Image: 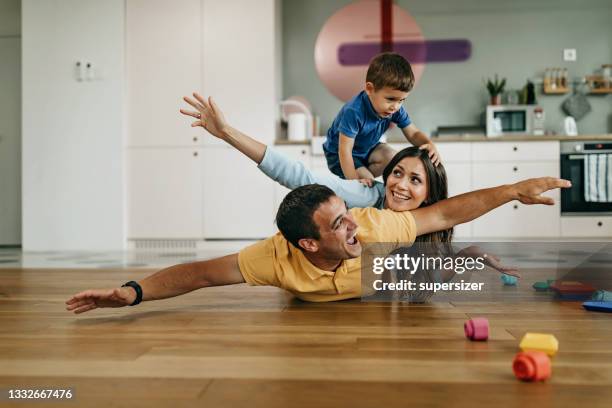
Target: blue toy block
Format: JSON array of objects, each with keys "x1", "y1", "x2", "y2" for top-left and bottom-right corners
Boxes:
[
  {"x1": 501, "y1": 274, "x2": 518, "y2": 286},
  {"x1": 582, "y1": 301, "x2": 612, "y2": 313}
]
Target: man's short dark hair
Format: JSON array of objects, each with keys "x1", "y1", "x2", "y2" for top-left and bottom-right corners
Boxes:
[
  {"x1": 366, "y1": 52, "x2": 414, "y2": 92},
  {"x1": 275, "y1": 184, "x2": 336, "y2": 248}
]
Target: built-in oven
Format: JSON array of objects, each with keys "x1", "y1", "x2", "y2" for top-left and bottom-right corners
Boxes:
[{"x1": 561, "y1": 141, "x2": 612, "y2": 215}]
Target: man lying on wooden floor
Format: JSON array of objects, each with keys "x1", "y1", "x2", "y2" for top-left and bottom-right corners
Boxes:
[{"x1": 66, "y1": 179, "x2": 569, "y2": 313}]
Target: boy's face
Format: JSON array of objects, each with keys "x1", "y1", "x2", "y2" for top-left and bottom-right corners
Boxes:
[{"x1": 365, "y1": 83, "x2": 409, "y2": 118}]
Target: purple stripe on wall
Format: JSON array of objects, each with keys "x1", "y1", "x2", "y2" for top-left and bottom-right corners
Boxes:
[{"x1": 338, "y1": 39, "x2": 472, "y2": 65}]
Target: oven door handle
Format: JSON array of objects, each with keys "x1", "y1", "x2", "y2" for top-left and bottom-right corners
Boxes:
[{"x1": 567, "y1": 155, "x2": 586, "y2": 160}]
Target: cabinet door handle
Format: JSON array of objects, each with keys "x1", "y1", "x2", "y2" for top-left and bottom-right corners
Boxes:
[
  {"x1": 193, "y1": 137, "x2": 198, "y2": 142},
  {"x1": 513, "y1": 146, "x2": 518, "y2": 152},
  {"x1": 513, "y1": 204, "x2": 518, "y2": 210},
  {"x1": 193, "y1": 151, "x2": 198, "y2": 157},
  {"x1": 513, "y1": 166, "x2": 518, "y2": 172},
  {"x1": 598, "y1": 221, "x2": 603, "y2": 227},
  {"x1": 301, "y1": 149, "x2": 307, "y2": 155}
]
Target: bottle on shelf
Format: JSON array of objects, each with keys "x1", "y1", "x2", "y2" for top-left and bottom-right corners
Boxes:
[{"x1": 550, "y1": 69, "x2": 557, "y2": 90}]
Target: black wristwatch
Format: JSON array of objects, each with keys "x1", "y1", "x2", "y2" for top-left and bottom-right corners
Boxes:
[{"x1": 121, "y1": 281, "x2": 143, "y2": 306}]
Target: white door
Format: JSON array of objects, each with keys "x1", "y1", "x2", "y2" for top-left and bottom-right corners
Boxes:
[
  {"x1": 0, "y1": 38, "x2": 20, "y2": 245},
  {"x1": 126, "y1": 0, "x2": 202, "y2": 147},
  {"x1": 128, "y1": 148, "x2": 204, "y2": 238},
  {"x1": 203, "y1": 146, "x2": 275, "y2": 238}
]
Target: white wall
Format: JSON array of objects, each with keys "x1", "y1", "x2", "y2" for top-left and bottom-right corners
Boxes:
[{"x1": 22, "y1": 0, "x2": 126, "y2": 250}]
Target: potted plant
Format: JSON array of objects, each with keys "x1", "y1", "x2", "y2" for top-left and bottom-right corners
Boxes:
[{"x1": 486, "y1": 74, "x2": 506, "y2": 105}]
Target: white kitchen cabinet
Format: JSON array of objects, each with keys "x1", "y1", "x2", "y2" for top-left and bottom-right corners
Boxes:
[
  {"x1": 471, "y1": 161, "x2": 560, "y2": 238},
  {"x1": 202, "y1": 0, "x2": 278, "y2": 147},
  {"x1": 435, "y1": 142, "x2": 472, "y2": 162},
  {"x1": 423, "y1": 142, "x2": 473, "y2": 238},
  {"x1": 443, "y1": 162, "x2": 472, "y2": 238},
  {"x1": 203, "y1": 146, "x2": 275, "y2": 238},
  {"x1": 472, "y1": 141, "x2": 559, "y2": 162},
  {"x1": 126, "y1": 0, "x2": 202, "y2": 147},
  {"x1": 128, "y1": 147, "x2": 204, "y2": 238},
  {"x1": 561, "y1": 217, "x2": 612, "y2": 237},
  {"x1": 126, "y1": 0, "x2": 280, "y2": 240}
]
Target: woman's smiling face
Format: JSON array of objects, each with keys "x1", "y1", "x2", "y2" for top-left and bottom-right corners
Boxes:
[{"x1": 384, "y1": 156, "x2": 429, "y2": 211}]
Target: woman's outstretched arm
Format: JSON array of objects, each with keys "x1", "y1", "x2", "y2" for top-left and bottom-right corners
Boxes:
[{"x1": 180, "y1": 92, "x2": 383, "y2": 208}]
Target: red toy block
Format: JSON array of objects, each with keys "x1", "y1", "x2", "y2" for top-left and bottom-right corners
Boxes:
[
  {"x1": 464, "y1": 317, "x2": 489, "y2": 341},
  {"x1": 513, "y1": 351, "x2": 551, "y2": 382},
  {"x1": 549, "y1": 280, "x2": 596, "y2": 300}
]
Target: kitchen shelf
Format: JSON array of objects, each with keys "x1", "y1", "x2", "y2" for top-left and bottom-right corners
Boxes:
[
  {"x1": 588, "y1": 88, "x2": 612, "y2": 94},
  {"x1": 585, "y1": 75, "x2": 612, "y2": 94},
  {"x1": 543, "y1": 85, "x2": 569, "y2": 94},
  {"x1": 542, "y1": 74, "x2": 569, "y2": 94}
]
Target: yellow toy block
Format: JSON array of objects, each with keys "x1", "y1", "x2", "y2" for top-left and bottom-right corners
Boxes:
[{"x1": 519, "y1": 333, "x2": 559, "y2": 357}]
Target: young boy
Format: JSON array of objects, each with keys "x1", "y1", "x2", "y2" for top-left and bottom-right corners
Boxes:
[{"x1": 323, "y1": 52, "x2": 439, "y2": 185}]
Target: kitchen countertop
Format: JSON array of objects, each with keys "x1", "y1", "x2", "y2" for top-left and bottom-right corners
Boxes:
[
  {"x1": 430, "y1": 134, "x2": 612, "y2": 142},
  {"x1": 275, "y1": 134, "x2": 612, "y2": 145}
]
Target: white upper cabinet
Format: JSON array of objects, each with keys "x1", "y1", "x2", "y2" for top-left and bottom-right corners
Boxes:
[
  {"x1": 127, "y1": 0, "x2": 202, "y2": 147},
  {"x1": 201, "y1": 0, "x2": 278, "y2": 146}
]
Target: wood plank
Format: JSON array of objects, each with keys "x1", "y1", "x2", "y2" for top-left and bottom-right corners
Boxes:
[{"x1": 1, "y1": 267, "x2": 612, "y2": 406}]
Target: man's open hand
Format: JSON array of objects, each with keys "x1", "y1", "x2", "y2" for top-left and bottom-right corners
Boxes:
[{"x1": 65, "y1": 287, "x2": 135, "y2": 314}]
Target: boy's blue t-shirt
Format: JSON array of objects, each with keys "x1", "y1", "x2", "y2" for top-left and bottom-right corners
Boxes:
[{"x1": 323, "y1": 91, "x2": 411, "y2": 159}]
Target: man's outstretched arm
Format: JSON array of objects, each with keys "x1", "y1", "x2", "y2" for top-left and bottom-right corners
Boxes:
[
  {"x1": 411, "y1": 177, "x2": 571, "y2": 236},
  {"x1": 65, "y1": 253, "x2": 244, "y2": 314}
]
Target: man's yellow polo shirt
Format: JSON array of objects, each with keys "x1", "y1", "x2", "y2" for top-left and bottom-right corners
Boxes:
[{"x1": 238, "y1": 207, "x2": 417, "y2": 302}]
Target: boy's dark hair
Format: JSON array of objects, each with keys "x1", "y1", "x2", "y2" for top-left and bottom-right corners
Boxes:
[
  {"x1": 275, "y1": 184, "x2": 336, "y2": 249},
  {"x1": 366, "y1": 52, "x2": 415, "y2": 92}
]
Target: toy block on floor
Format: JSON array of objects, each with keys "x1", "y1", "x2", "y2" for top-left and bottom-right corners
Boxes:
[
  {"x1": 513, "y1": 351, "x2": 551, "y2": 382},
  {"x1": 501, "y1": 274, "x2": 518, "y2": 286},
  {"x1": 591, "y1": 290, "x2": 612, "y2": 302},
  {"x1": 549, "y1": 280, "x2": 595, "y2": 300},
  {"x1": 464, "y1": 317, "x2": 489, "y2": 341},
  {"x1": 519, "y1": 333, "x2": 559, "y2": 356},
  {"x1": 533, "y1": 281, "x2": 549, "y2": 292},
  {"x1": 582, "y1": 301, "x2": 612, "y2": 313}
]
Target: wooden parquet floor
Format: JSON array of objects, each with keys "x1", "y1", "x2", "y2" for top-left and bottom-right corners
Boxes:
[{"x1": 1, "y1": 267, "x2": 612, "y2": 407}]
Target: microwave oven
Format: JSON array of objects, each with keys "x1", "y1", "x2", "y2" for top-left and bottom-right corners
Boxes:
[{"x1": 486, "y1": 105, "x2": 545, "y2": 137}]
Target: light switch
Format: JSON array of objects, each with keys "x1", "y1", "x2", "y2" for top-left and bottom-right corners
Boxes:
[{"x1": 563, "y1": 48, "x2": 576, "y2": 62}]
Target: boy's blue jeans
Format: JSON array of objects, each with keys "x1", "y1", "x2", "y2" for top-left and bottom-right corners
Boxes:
[{"x1": 323, "y1": 143, "x2": 381, "y2": 179}]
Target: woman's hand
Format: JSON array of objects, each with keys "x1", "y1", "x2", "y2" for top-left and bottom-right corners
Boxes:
[
  {"x1": 513, "y1": 177, "x2": 571, "y2": 205},
  {"x1": 65, "y1": 287, "x2": 136, "y2": 314},
  {"x1": 180, "y1": 93, "x2": 229, "y2": 139},
  {"x1": 458, "y1": 245, "x2": 520, "y2": 278}
]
